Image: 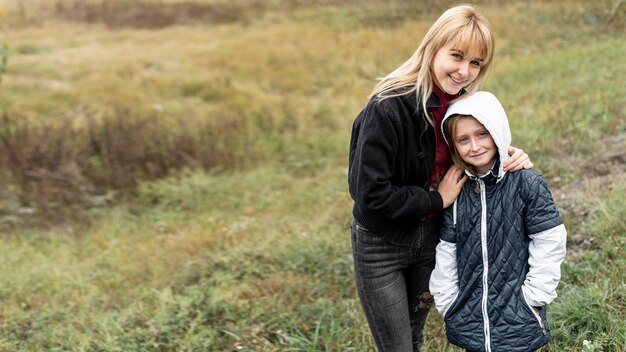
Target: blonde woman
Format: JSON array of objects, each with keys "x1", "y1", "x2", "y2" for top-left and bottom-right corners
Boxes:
[{"x1": 348, "y1": 4, "x2": 532, "y2": 351}]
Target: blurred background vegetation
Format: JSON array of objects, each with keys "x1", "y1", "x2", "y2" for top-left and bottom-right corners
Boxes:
[{"x1": 0, "y1": 0, "x2": 624, "y2": 351}]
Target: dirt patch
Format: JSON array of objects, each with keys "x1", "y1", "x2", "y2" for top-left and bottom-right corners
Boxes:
[
  {"x1": 55, "y1": 0, "x2": 267, "y2": 29},
  {"x1": 550, "y1": 131, "x2": 626, "y2": 256}
]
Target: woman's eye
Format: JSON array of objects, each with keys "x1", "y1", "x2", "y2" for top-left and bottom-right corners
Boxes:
[
  {"x1": 470, "y1": 60, "x2": 482, "y2": 67},
  {"x1": 478, "y1": 131, "x2": 490, "y2": 137},
  {"x1": 452, "y1": 53, "x2": 463, "y2": 59},
  {"x1": 457, "y1": 137, "x2": 468, "y2": 144}
]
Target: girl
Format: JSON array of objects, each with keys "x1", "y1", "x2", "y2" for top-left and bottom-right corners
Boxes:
[
  {"x1": 348, "y1": 4, "x2": 533, "y2": 351},
  {"x1": 429, "y1": 91, "x2": 567, "y2": 352}
]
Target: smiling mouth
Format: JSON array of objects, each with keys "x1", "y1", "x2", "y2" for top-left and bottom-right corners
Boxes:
[
  {"x1": 449, "y1": 75, "x2": 467, "y2": 85},
  {"x1": 470, "y1": 152, "x2": 487, "y2": 158}
]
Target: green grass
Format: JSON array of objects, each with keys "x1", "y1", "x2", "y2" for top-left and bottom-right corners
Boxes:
[
  {"x1": 551, "y1": 181, "x2": 626, "y2": 351},
  {"x1": 0, "y1": 165, "x2": 360, "y2": 350},
  {"x1": 0, "y1": 0, "x2": 625, "y2": 351}
]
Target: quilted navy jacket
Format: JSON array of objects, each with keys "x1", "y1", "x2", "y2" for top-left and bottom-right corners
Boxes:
[{"x1": 429, "y1": 92, "x2": 567, "y2": 352}]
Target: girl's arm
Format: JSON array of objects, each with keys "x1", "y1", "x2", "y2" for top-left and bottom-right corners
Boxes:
[
  {"x1": 430, "y1": 239, "x2": 459, "y2": 317},
  {"x1": 504, "y1": 146, "x2": 533, "y2": 171},
  {"x1": 521, "y1": 174, "x2": 567, "y2": 307},
  {"x1": 429, "y1": 206, "x2": 459, "y2": 317},
  {"x1": 522, "y1": 224, "x2": 567, "y2": 307}
]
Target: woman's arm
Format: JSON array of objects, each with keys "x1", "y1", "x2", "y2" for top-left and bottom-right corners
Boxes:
[
  {"x1": 504, "y1": 146, "x2": 533, "y2": 171},
  {"x1": 349, "y1": 101, "x2": 444, "y2": 219},
  {"x1": 437, "y1": 165, "x2": 466, "y2": 208}
]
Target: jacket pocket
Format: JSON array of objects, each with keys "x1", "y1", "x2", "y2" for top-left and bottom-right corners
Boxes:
[
  {"x1": 355, "y1": 223, "x2": 370, "y2": 233},
  {"x1": 443, "y1": 292, "x2": 459, "y2": 319},
  {"x1": 352, "y1": 221, "x2": 386, "y2": 247},
  {"x1": 521, "y1": 287, "x2": 548, "y2": 336}
]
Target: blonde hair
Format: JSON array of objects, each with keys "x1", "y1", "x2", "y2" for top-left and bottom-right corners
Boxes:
[
  {"x1": 369, "y1": 4, "x2": 494, "y2": 125},
  {"x1": 443, "y1": 114, "x2": 480, "y2": 175}
]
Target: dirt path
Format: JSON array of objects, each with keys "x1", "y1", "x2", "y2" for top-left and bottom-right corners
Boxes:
[{"x1": 551, "y1": 131, "x2": 626, "y2": 254}]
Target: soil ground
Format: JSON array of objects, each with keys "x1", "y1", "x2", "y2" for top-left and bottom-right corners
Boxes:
[{"x1": 551, "y1": 131, "x2": 626, "y2": 255}]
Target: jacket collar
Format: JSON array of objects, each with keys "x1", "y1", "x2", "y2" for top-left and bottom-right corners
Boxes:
[
  {"x1": 467, "y1": 157, "x2": 501, "y2": 185},
  {"x1": 398, "y1": 86, "x2": 466, "y2": 112},
  {"x1": 425, "y1": 87, "x2": 466, "y2": 109},
  {"x1": 425, "y1": 90, "x2": 440, "y2": 109}
]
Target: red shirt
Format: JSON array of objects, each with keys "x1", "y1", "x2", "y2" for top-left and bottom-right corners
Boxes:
[{"x1": 429, "y1": 83, "x2": 461, "y2": 186}]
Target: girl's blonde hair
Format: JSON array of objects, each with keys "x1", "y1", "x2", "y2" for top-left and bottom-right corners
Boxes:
[{"x1": 369, "y1": 4, "x2": 494, "y2": 125}]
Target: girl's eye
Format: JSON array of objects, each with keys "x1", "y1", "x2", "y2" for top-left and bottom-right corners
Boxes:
[
  {"x1": 478, "y1": 131, "x2": 490, "y2": 138},
  {"x1": 452, "y1": 53, "x2": 463, "y2": 60},
  {"x1": 457, "y1": 137, "x2": 469, "y2": 144},
  {"x1": 470, "y1": 60, "x2": 482, "y2": 67}
]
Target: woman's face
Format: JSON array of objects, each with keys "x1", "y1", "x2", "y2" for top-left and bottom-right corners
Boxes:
[{"x1": 432, "y1": 44, "x2": 483, "y2": 95}]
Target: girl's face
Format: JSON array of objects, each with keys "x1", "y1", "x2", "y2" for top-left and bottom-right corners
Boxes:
[
  {"x1": 453, "y1": 116, "x2": 496, "y2": 174},
  {"x1": 432, "y1": 44, "x2": 483, "y2": 95}
]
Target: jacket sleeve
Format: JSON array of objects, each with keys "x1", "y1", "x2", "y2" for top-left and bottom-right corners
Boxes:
[
  {"x1": 521, "y1": 174, "x2": 567, "y2": 306},
  {"x1": 522, "y1": 224, "x2": 567, "y2": 306},
  {"x1": 349, "y1": 99, "x2": 443, "y2": 220},
  {"x1": 430, "y1": 206, "x2": 458, "y2": 317}
]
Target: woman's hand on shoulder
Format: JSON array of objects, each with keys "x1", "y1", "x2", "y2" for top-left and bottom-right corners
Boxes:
[
  {"x1": 504, "y1": 146, "x2": 534, "y2": 171},
  {"x1": 438, "y1": 166, "x2": 467, "y2": 208}
]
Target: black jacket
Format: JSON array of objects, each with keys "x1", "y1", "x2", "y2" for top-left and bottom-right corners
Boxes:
[{"x1": 348, "y1": 89, "x2": 444, "y2": 237}]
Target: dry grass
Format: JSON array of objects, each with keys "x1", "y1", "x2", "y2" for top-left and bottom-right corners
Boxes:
[
  {"x1": 0, "y1": 0, "x2": 622, "y2": 215},
  {"x1": 0, "y1": 0, "x2": 622, "y2": 220},
  {"x1": 0, "y1": 3, "x2": 624, "y2": 348},
  {"x1": 1, "y1": 0, "x2": 269, "y2": 28}
]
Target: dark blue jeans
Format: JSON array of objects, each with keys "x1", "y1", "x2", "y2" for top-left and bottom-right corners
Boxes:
[{"x1": 351, "y1": 218, "x2": 440, "y2": 352}]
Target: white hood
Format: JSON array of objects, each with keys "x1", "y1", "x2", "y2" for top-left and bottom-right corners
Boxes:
[{"x1": 442, "y1": 91, "x2": 511, "y2": 179}]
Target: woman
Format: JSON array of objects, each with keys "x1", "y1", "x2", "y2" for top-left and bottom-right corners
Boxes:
[{"x1": 347, "y1": 4, "x2": 532, "y2": 351}]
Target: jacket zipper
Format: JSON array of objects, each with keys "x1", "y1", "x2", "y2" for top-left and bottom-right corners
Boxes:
[
  {"x1": 423, "y1": 113, "x2": 436, "y2": 187},
  {"x1": 478, "y1": 176, "x2": 546, "y2": 349},
  {"x1": 478, "y1": 179, "x2": 492, "y2": 352}
]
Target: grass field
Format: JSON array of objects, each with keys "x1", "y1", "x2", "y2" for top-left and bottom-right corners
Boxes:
[{"x1": 0, "y1": 0, "x2": 625, "y2": 351}]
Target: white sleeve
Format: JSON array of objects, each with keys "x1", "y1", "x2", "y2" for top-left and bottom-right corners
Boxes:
[
  {"x1": 429, "y1": 239, "x2": 459, "y2": 317},
  {"x1": 522, "y1": 224, "x2": 567, "y2": 306}
]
